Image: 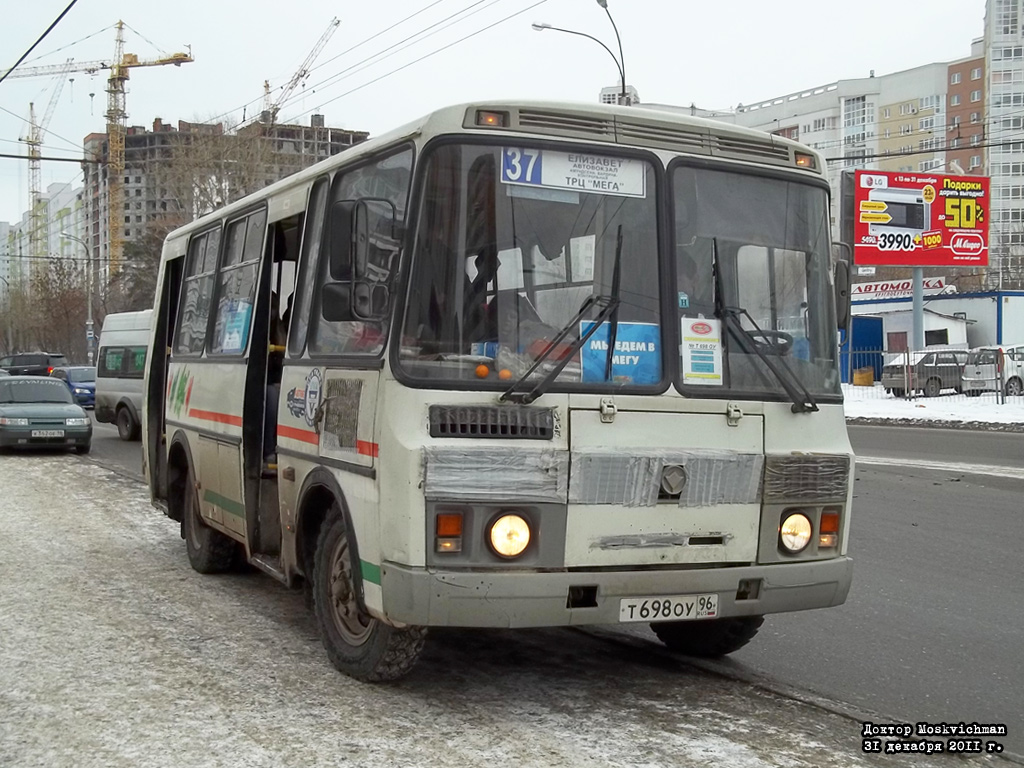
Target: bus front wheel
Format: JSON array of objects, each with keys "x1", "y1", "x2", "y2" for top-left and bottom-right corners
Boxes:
[
  {"x1": 183, "y1": 467, "x2": 236, "y2": 574},
  {"x1": 313, "y1": 505, "x2": 426, "y2": 682},
  {"x1": 652, "y1": 615, "x2": 764, "y2": 657}
]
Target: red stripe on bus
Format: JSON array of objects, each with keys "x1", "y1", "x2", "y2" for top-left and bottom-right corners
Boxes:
[
  {"x1": 274, "y1": 426, "x2": 377, "y2": 456},
  {"x1": 277, "y1": 425, "x2": 320, "y2": 445},
  {"x1": 188, "y1": 408, "x2": 243, "y2": 427}
]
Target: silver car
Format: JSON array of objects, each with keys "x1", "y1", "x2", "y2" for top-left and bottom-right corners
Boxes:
[{"x1": 962, "y1": 344, "x2": 1024, "y2": 396}]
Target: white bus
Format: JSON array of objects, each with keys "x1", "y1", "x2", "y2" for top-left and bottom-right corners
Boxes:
[{"x1": 143, "y1": 100, "x2": 854, "y2": 682}]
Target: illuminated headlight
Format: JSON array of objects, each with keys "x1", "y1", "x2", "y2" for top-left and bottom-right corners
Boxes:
[
  {"x1": 779, "y1": 512, "x2": 812, "y2": 553},
  {"x1": 74, "y1": 388, "x2": 88, "y2": 394},
  {"x1": 65, "y1": 417, "x2": 90, "y2": 426},
  {"x1": 0, "y1": 417, "x2": 29, "y2": 426},
  {"x1": 488, "y1": 513, "x2": 531, "y2": 558}
]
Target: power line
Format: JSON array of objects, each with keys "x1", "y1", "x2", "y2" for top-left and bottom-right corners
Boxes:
[
  {"x1": 283, "y1": 0, "x2": 549, "y2": 125},
  {"x1": 0, "y1": 0, "x2": 80, "y2": 87},
  {"x1": 0, "y1": 151, "x2": 99, "y2": 163},
  {"x1": 277, "y1": 0, "x2": 505, "y2": 117}
]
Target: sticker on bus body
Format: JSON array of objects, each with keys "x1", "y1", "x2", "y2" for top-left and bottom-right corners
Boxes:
[{"x1": 500, "y1": 148, "x2": 646, "y2": 198}]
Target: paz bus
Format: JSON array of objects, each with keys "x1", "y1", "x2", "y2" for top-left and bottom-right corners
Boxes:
[{"x1": 143, "y1": 100, "x2": 854, "y2": 682}]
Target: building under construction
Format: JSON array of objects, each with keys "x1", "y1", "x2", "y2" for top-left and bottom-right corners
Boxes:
[{"x1": 78, "y1": 114, "x2": 369, "y2": 284}]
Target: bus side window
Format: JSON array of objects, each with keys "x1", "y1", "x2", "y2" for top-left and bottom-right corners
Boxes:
[
  {"x1": 309, "y1": 148, "x2": 412, "y2": 356},
  {"x1": 174, "y1": 228, "x2": 222, "y2": 355},
  {"x1": 289, "y1": 178, "x2": 330, "y2": 357}
]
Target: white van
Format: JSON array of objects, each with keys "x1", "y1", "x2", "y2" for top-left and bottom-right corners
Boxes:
[{"x1": 96, "y1": 309, "x2": 152, "y2": 440}]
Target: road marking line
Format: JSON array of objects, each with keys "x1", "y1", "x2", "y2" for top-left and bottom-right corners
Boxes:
[{"x1": 857, "y1": 455, "x2": 1024, "y2": 480}]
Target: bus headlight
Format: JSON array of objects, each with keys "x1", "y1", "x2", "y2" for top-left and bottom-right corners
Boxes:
[
  {"x1": 488, "y1": 513, "x2": 531, "y2": 558},
  {"x1": 779, "y1": 512, "x2": 812, "y2": 553}
]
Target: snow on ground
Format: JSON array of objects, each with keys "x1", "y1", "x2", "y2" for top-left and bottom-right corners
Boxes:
[{"x1": 842, "y1": 384, "x2": 1024, "y2": 427}]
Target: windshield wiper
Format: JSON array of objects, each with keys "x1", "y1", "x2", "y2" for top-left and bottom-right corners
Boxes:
[
  {"x1": 499, "y1": 293, "x2": 619, "y2": 405},
  {"x1": 603, "y1": 225, "x2": 624, "y2": 381},
  {"x1": 712, "y1": 239, "x2": 818, "y2": 414}
]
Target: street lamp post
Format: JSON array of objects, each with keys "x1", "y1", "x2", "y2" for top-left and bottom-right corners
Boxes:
[
  {"x1": 61, "y1": 232, "x2": 94, "y2": 365},
  {"x1": 532, "y1": 0, "x2": 629, "y2": 105}
]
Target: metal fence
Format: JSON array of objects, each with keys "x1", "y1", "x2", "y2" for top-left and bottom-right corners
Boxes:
[{"x1": 842, "y1": 347, "x2": 1021, "y2": 404}]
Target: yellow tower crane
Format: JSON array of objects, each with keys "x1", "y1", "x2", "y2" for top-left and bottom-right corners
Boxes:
[
  {"x1": 261, "y1": 17, "x2": 339, "y2": 125},
  {"x1": 9, "y1": 21, "x2": 193, "y2": 273}
]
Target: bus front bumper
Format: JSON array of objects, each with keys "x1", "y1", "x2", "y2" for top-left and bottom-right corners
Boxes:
[{"x1": 379, "y1": 556, "x2": 853, "y2": 628}]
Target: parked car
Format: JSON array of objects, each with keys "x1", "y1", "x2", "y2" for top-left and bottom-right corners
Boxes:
[
  {"x1": 880, "y1": 348, "x2": 969, "y2": 397},
  {"x1": 961, "y1": 344, "x2": 1024, "y2": 397},
  {"x1": 50, "y1": 366, "x2": 97, "y2": 408},
  {"x1": 0, "y1": 376, "x2": 92, "y2": 453},
  {"x1": 0, "y1": 352, "x2": 69, "y2": 376}
]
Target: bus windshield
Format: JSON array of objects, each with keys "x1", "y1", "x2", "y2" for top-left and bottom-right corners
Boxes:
[
  {"x1": 398, "y1": 143, "x2": 662, "y2": 391},
  {"x1": 673, "y1": 165, "x2": 840, "y2": 399}
]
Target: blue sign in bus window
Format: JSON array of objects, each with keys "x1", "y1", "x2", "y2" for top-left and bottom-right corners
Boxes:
[{"x1": 579, "y1": 321, "x2": 660, "y2": 384}]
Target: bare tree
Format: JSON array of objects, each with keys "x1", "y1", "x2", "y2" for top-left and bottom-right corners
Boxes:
[{"x1": 26, "y1": 260, "x2": 88, "y2": 362}]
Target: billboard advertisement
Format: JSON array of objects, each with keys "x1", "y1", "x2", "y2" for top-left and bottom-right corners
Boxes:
[{"x1": 853, "y1": 170, "x2": 989, "y2": 267}]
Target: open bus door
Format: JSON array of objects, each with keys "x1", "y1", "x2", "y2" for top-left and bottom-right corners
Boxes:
[{"x1": 145, "y1": 245, "x2": 185, "y2": 508}]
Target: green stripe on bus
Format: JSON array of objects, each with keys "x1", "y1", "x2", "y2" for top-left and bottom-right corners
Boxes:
[
  {"x1": 361, "y1": 560, "x2": 381, "y2": 585},
  {"x1": 202, "y1": 489, "x2": 245, "y2": 518}
]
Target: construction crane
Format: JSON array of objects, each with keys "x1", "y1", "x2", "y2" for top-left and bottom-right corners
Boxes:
[
  {"x1": 8, "y1": 21, "x2": 194, "y2": 273},
  {"x1": 261, "y1": 17, "x2": 339, "y2": 125},
  {"x1": 17, "y1": 59, "x2": 75, "y2": 282}
]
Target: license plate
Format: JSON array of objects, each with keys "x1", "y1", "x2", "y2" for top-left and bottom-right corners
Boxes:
[
  {"x1": 619, "y1": 593, "x2": 719, "y2": 623},
  {"x1": 31, "y1": 430, "x2": 64, "y2": 438}
]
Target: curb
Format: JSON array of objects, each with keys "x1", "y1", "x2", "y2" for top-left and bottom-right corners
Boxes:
[{"x1": 846, "y1": 417, "x2": 1024, "y2": 433}]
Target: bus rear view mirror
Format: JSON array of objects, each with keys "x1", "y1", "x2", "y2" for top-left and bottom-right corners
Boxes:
[
  {"x1": 320, "y1": 282, "x2": 390, "y2": 322},
  {"x1": 832, "y1": 242, "x2": 852, "y2": 332},
  {"x1": 353, "y1": 282, "x2": 390, "y2": 320},
  {"x1": 328, "y1": 200, "x2": 357, "y2": 281}
]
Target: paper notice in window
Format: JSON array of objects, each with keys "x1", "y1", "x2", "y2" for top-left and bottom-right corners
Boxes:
[
  {"x1": 496, "y1": 247, "x2": 524, "y2": 290},
  {"x1": 570, "y1": 236, "x2": 596, "y2": 283},
  {"x1": 681, "y1": 317, "x2": 723, "y2": 385}
]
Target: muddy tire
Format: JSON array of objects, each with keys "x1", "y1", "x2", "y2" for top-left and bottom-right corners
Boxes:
[
  {"x1": 923, "y1": 378, "x2": 941, "y2": 398},
  {"x1": 183, "y1": 466, "x2": 236, "y2": 574},
  {"x1": 652, "y1": 616, "x2": 765, "y2": 657},
  {"x1": 75, "y1": 442, "x2": 91, "y2": 455},
  {"x1": 313, "y1": 504, "x2": 426, "y2": 682},
  {"x1": 116, "y1": 407, "x2": 139, "y2": 441}
]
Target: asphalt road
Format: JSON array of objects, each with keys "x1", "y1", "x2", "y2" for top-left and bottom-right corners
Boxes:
[{"x1": 76, "y1": 420, "x2": 1024, "y2": 760}]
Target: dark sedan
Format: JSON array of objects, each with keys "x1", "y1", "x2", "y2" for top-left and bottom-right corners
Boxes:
[
  {"x1": 0, "y1": 376, "x2": 92, "y2": 454},
  {"x1": 51, "y1": 366, "x2": 97, "y2": 408}
]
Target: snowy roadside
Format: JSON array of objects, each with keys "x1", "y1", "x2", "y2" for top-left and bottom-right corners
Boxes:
[
  {"x1": 1, "y1": 455, "x2": 1010, "y2": 768},
  {"x1": 843, "y1": 384, "x2": 1024, "y2": 431}
]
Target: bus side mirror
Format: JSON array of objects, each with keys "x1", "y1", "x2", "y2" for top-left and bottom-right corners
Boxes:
[
  {"x1": 328, "y1": 200, "x2": 357, "y2": 280},
  {"x1": 832, "y1": 243, "x2": 851, "y2": 332},
  {"x1": 320, "y1": 282, "x2": 390, "y2": 322}
]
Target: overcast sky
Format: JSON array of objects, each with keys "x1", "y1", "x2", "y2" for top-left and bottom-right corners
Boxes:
[{"x1": 0, "y1": 0, "x2": 986, "y2": 225}]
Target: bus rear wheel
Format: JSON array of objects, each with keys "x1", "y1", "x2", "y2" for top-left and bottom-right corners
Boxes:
[
  {"x1": 116, "y1": 406, "x2": 139, "y2": 441},
  {"x1": 183, "y1": 466, "x2": 236, "y2": 574},
  {"x1": 313, "y1": 505, "x2": 426, "y2": 682},
  {"x1": 651, "y1": 616, "x2": 764, "y2": 657}
]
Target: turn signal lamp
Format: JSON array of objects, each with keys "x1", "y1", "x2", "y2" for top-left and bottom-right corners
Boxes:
[
  {"x1": 819, "y1": 508, "x2": 840, "y2": 549},
  {"x1": 794, "y1": 152, "x2": 816, "y2": 169},
  {"x1": 476, "y1": 110, "x2": 508, "y2": 128},
  {"x1": 489, "y1": 513, "x2": 531, "y2": 558},
  {"x1": 436, "y1": 512, "x2": 463, "y2": 553}
]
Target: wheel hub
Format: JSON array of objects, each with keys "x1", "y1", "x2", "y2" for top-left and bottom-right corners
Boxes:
[{"x1": 329, "y1": 538, "x2": 372, "y2": 646}]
